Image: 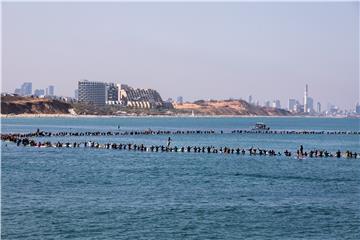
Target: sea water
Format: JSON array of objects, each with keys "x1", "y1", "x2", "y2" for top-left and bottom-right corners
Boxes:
[{"x1": 1, "y1": 117, "x2": 360, "y2": 239}]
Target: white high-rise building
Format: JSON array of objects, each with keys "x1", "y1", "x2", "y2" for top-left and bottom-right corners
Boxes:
[{"x1": 303, "y1": 84, "x2": 308, "y2": 113}]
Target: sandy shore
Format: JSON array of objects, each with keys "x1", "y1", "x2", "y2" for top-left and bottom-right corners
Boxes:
[
  {"x1": 0, "y1": 113, "x2": 262, "y2": 119},
  {"x1": 0, "y1": 113, "x2": 353, "y2": 119}
]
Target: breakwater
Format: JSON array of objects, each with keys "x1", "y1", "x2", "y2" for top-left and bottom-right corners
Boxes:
[
  {"x1": 2, "y1": 131, "x2": 358, "y2": 159},
  {"x1": 6, "y1": 128, "x2": 360, "y2": 139}
]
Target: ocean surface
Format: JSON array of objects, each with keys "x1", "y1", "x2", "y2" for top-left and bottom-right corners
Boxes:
[{"x1": 1, "y1": 117, "x2": 360, "y2": 239}]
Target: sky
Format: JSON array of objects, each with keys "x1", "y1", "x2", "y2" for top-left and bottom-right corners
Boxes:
[{"x1": 2, "y1": 2, "x2": 359, "y2": 110}]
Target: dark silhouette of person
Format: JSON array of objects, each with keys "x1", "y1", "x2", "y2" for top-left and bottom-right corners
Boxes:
[{"x1": 167, "y1": 137, "x2": 172, "y2": 147}]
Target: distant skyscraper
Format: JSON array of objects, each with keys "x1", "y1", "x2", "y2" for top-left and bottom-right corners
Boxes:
[
  {"x1": 78, "y1": 80, "x2": 106, "y2": 105},
  {"x1": 303, "y1": 84, "x2": 308, "y2": 113},
  {"x1": 317, "y1": 102, "x2": 321, "y2": 113},
  {"x1": 47, "y1": 85, "x2": 55, "y2": 96},
  {"x1": 20, "y1": 82, "x2": 32, "y2": 96},
  {"x1": 34, "y1": 89, "x2": 45, "y2": 96},
  {"x1": 307, "y1": 97, "x2": 314, "y2": 112},
  {"x1": 264, "y1": 101, "x2": 271, "y2": 107},
  {"x1": 288, "y1": 99, "x2": 296, "y2": 111}
]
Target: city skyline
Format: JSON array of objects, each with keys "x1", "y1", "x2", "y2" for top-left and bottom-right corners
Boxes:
[
  {"x1": 2, "y1": 2, "x2": 359, "y2": 109},
  {"x1": 12, "y1": 79, "x2": 353, "y2": 114}
]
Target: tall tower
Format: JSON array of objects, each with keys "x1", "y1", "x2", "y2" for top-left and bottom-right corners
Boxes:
[{"x1": 303, "y1": 84, "x2": 308, "y2": 113}]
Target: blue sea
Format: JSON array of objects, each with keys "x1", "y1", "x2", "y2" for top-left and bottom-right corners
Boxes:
[{"x1": 1, "y1": 117, "x2": 360, "y2": 239}]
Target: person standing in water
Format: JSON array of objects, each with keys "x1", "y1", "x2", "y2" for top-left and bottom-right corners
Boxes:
[
  {"x1": 300, "y1": 145, "x2": 304, "y2": 155},
  {"x1": 167, "y1": 137, "x2": 172, "y2": 147}
]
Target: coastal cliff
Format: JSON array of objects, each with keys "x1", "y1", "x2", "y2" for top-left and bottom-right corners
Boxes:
[
  {"x1": 174, "y1": 99, "x2": 292, "y2": 116},
  {"x1": 1, "y1": 96, "x2": 291, "y2": 116},
  {"x1": 1, "y1": 96, "x2": 71, "y2": 115}
]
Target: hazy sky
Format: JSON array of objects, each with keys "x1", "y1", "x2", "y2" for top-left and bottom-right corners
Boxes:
[{"x1": 2, "y1": 2, "x2": 359, "y2": 109}]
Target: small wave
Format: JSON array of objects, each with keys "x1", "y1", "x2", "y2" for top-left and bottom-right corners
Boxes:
[{"x1": 232, "y1": 173, "x2": 355, "y2": 183}]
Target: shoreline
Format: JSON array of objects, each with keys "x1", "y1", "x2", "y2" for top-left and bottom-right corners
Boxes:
[{"x1": 0, "y1": 113, "x2": 357, "y2": 119}]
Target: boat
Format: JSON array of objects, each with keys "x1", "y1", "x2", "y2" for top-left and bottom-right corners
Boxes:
[{"x1": 252, "y1": 122, "x2": 270, "y2": 131}]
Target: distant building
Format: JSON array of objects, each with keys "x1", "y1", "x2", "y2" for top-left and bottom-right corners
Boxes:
[
  {"x1": 356, "y1": 103, "x2": 360, "y2": 114},
  {"x1": 20, "y1": 82, "x2": 32, "y2": 96},
  {"x1": 300, "y1": 105, "x2": 305, "y2": 112},
  {"x1": 34, "y1": 89, "x2": 45, "y2": 97},
  {"x1": 327, "y1": 104, "x2": 338, "y2": 115},
  {"x1": 105, "y1": 83, "x2": 120, "y2": 102},
  {"x1": 14, "y1": 88, "x2": 21, "y2": 95},
  {"x1": 163, "y1": 98, "x2": 174, "y2": 108},
  {"x1": 120, "y1": 85, "x2": 163, "y2": 108},
  {"x1": 78, "y1": 80, "x2": 106, "y2": 106},
  {"x1": 77, "y1": 80, "x2": 164, "y2": 108},
  {"x1": 307, "y1": 97, "x2": 314, "y2": 113},
  {"x1": 303, "y1": 84, "x2": 308, "y2": 113},
  {"x1": 295, "y1": 104, "x2": 304, "y2": 113},
  {"x1": 272, "y1": 100, "x2": 281, "y2": 109},
  {"x1": 74, "y1": 89, "x2": 78, "y2": 100},
  {"x1": 317, "y1": 102, "x2": 321, "y2": 113},
  {"x1": 177, "y1": 96, "x2": 183, "y2": 105},
  {"x1": 264, "y1": 101, "x2": 271, "y2": 107},
  {"x1": 288, "y1": 99, "x2": 297, "y2": 112},
  {"x1": 46, "y1": 85, "x2": 55, "y2": 96},
  {"x1": 293, "y1": 101, "x2": 302, "y2": 113}
]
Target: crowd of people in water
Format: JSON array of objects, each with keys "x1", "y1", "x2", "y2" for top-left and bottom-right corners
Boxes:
[
  {"x1": 231, "y1": 129, "x2": 360, "y2": 135},
  {"x1": 1, "y1": 130, "x2": 359, "y2": 159},
  {"x1": 6, "y1": 128, "x2": 360, "y2": 139}
]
